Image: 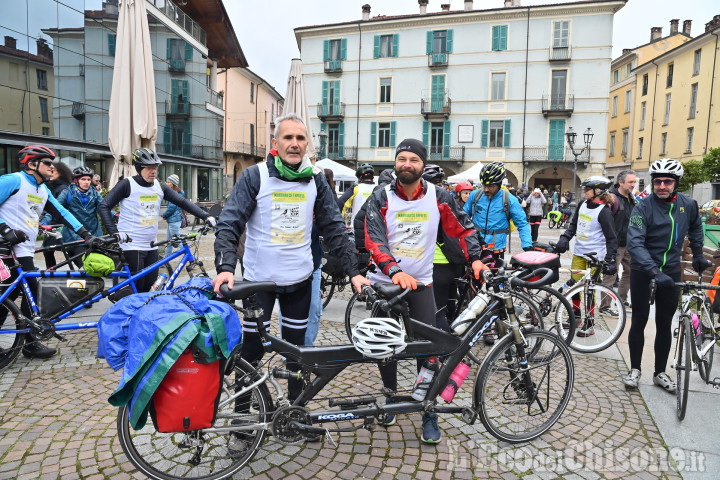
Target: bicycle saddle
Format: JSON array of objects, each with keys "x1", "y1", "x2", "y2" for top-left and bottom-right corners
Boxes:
[
  {"x1": 220, "y1": 281, "x2": 278, "y2": 300},
  {"x1": 374, "y1": 282, "x2": 426, "y2": 299}
]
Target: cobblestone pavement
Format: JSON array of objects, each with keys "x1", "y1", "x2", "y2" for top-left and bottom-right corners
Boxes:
[{"x1": 0, "y1": 223, "x2": 691, "y2": 479}]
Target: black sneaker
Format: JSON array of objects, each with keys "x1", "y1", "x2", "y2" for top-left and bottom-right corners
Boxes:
[{"x1": 22, "y1": 342, "x2": 57, "y2": 359}]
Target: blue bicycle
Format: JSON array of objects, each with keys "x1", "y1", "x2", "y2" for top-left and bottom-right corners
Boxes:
[{"x1": 0, "y1": 225, "x2": 213, "y2": 369}]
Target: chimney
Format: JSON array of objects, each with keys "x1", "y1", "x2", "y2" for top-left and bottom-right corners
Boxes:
[
  {"x1": 419, "y1": 0, "x2": 428, "y2": 14},
  {"x1": 683, "y1": 20, "x2": 692, "y2": 36},
  {"x1": 362, "y1": 4, "x2": 371, "y2": 20},
  {"x1": 36, "y1": 38, "x2": 53, "y2": 61},
  {"x1": 441, "y1": 3, "x2": 450, "y2": 11},
  {"x1": 504, "y1": 0, "x2": 512, "y2": 6},
  {"x1": 706, "y1": 15, "x2": 720, "y2": 33},
  {"x1": 670, "y1": 19, "x2": 679, "y2": 35},
  {"x1": 4, "y1": 36, "x2": 16, "y2": 49},
  {"x1": 464, "y1": 1, "x2": 473, "y2": 11},
  {"x1": 102, "y1": 0, "x2": 118, "y2": 15},
  {"x1": 650, "y1": 27, "x2": 662, "y2": 42},
  {"x1": 622, "y1": 48, "x2": 632, "y2": 55},
  {"x1": 511, "y1": 0, "x2": 522, "y2": 5}
]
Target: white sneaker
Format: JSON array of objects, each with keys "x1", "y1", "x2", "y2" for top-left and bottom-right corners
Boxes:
[
  {"x1": 622, "y1": 369, "x2": 641, "y2": 389},
  {"x1": 653, "y1": 372, "x2": 676, "y2": 393}
]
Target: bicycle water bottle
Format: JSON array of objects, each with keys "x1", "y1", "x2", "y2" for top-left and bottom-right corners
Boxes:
[
  {"x1": 412, "y1": 357, "x2": 439, "y2": 401},
  {"x1": 440, "y1": 360, "x2": 471, "y2": 402},
  {"x1": 691, "y1": 313, "x2": 702, "y2": 347},
  {"x1": 558, "y1": 278, "x2": 575, "y2": 294},
  {"x1": 150, "y1": 273, "x2": 169, "y2": 291},
  {"x1": 451, "y1": 292, "x2": 490, "y2": 334}
]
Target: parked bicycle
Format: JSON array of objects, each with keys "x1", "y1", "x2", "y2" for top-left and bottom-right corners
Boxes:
[{"x1": 116, "y1": 269, "x2": 574, "y2": 480}]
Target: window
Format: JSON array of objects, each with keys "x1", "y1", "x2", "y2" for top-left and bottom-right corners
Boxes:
[
  {"x1": 491, "y1": 72, "x2": 506, "y2": 101},
  {"x1": 686, "y1": 127, "x2": 694, "y2": 153},
  {"x1": 480, "y1": 119, "x2": 510, "y2": 149},
  {"x1": 664, "y1": 93, "x2": 671, "y2": 124},
  {"x1": 321, "y1": 80, "x2": 341, "y2": 114},
  {"x1": 666, "y1": 63, "x2": 673, "y2": 88},
  {"x1": 423, "y1": 121, "x2": 452, "y2": 159},
  {"x1": 166, "y1": 122, "x2": 191, "y2": 156},
  {"x1": 489, "y1": 121, "x2": 505, "y2": 148},
  {"x1": 108, "y1": 34, "x2": 116, "y2": 56},
  {"x1": 640, "y1": 102, "x2": 646, "y2": 130},
  {"x1": 689, "y1": 83, "x2": 698, "y2": 119},
  {"x1": 552, "y1": 20, "x2": 569, "y2": 47},
  {"x1": 625, "y1": 62, "x2": 633, "y2": 78},
  {"x1": 378, "y1": 122, "x2": 392, "y2": 148},
  {"x1": 426, "y1": 30, "x2": 453, "y2": 54},
  {"x1": 374, "y1": 34, "x2": 398, "y2": 58},
  {"x1": 642, "y1": 74, "x2": 648, "y2": 96},
  {"x1": 612, "y1": 70, "x2": 619, "y2": 84},
  {"x1": 379, "y1": 77, "x2": 392, "y2": 103},
  {"x1": 693, "y1": 49, "x2": 701, "y2": 76},
  {"x1": 621, "y1": 129, "x2": 628, "y2": 156},
  {"x1": 609, "y1": 132, "x2": 616, "y2": 157},
  {"x1": 39, "y1": 97, "x2": 48, "y2": 123},
  {"x1": 170, "y1": 79, "x2": 189, "y2": 113},
  {"x1": 611, "y1": 95, "x2": 618, "y2": 117},
  {"x1": 42, "y1": 127, "x2": 49, "y2": 136},
  {"x1": 550, "y1": 70, "x2": 567, "y2": 108},
  {"x1": 323, "y1": 38, "x2": 347, "y2": 67},
  {"x1": 624, "y1": 90, "x2": 631, "y2": 113},
  {"x1": 370, "y1": 121, "x2": 396, "y2": 148},
  {"x1": 271, "y1": 104, "x2": 274, "y2": 121},
  {"x1": 36, "y1": 69, "x2": 47, "y2": 91},
  {"x1": 325, "y1": 123, "x2": 345, "y2": 158},
  {"x1": 638, "y1": 137, "x2": 644, "y2": 159},
  {"x1": 661, "y1": 133, "x2": 667, "y2": 155},
  {"x1": 250, "y1": 82, "x2": 254, "y2": 103},
  {"x1": 491, "y1": 25, "x2": 508, "y2": 51},
  {"x1": 250, "y1": 124, "x2": 255, "y2": 149}
]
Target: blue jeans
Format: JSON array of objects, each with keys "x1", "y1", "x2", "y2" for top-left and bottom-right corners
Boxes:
[
  {"x1": 165, "y1": 221, "x2": 181, "y2": 257},
  {"x1": 279, "y1": 266, "x2": 323, "y2": 346}
]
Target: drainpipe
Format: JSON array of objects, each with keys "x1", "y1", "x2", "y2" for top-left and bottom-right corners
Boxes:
[
  {"x1": 356, "y1": 22, "x2": 362, "y2": 169},
  {"x1": 705, "y1": 31, "x2": 719, "y2": 154},
  {"x1": 521, "y1": 7, "x2": 530, "y2": 185},
  {"x1": 255, "y1": 79, "x2": 263, "y2": 161}
]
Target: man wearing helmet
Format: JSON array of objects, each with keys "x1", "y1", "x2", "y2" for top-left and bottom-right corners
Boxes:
[
  {"x1": 464, "y1": 161, "x2": 532, "y2": 255},
  {"x1": 624, "y1": 159, "x2": 710, "y2": 392},
  {"x1": 364, "y1": 138, "x2": 486, "y2": 444},
  {"x1": 337, "y1": 163, "x2": 375, "y2": 233},
  {"x1": 98, "y1": 148, "x2": 214, "y2": 292},
  {"x1": 0, "y1": 145, "x2": 101, "y2": 359}
]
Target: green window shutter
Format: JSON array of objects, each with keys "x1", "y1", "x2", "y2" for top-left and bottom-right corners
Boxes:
[
  {"x1": 389, "y1": 121, "x2": 397, "y2": 147},
  {"x1": 426, "y1": 31, "x2": 433, "y2": 54},
  {"x1": 171, "y1": 80, "x2": 179, "y2": 112},
  {"x1": 184, "y1": 42, "x2": 192, "y2": 61},
  {"x1": 446, "y1": 29, "x2": 453, "y2": 53},
  {"x1": 338, "y1": 123, "x2": 345, "y2": 153},
  {"x1": 503, "y1": 119, "x2": 511, "y2": 148},
  {"x1": 333, "y1": 80, "x2": 340, "y2": 111},
  {"x1": 341, "y1": 38, "x2": 347, "y2": 60},
  {"x1": 481, "y1": 120, "x2": 489, "y2": 147},
  {"x1": 500, "y1": 25, "x2": 508, "y2": 51},
  {"x1": 491, "y1": 26, "x2": 499, "y2": 51},
  {"x1": 443, "y1": 121, "x2": 451, "y2": 155},
  {"x1": 108, "y1": 34, "x2": 116, "y2": 57},
  {"x1": 321, "y1": 81, "x2": 329, "y2": 115},
  {"x1": 163, "y1": 124, "x2": 171, "y2": 153},
  {"x1": 183, "y1": 121, "x2": 192, "y2": 156},
  {"x1": 422, "y1": 121, "x2": 430, "y2": 147},
  {"x1": 182, "y1": 80, "x2": 189, "y2": 105},
  {"x1": 370, "y1": 121, "x2": 377, "y2": 148},
  {"x1": 373, "y1": 35, "x2": 381, "y2": 58},
  {"x1": 323, "y1": 40, "x2": 329, "y2": 61},
  {"x1": 392, "y1": 34, "x2": 399, "y2": 57},
  {"x1": 166, "y1": 38, "x2": 171, "y2": 59}
]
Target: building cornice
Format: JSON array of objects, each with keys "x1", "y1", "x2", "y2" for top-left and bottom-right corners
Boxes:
[{"x1": 634, "y1": 26, "x2": 720, "y2": 73}]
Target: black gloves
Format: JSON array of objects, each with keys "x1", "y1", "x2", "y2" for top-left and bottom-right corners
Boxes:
[
  {"x1": 692, "y1": 256, "x2": 713, "y2": 273},
  {"x1": 654, "y1": 271, "x2": 675, "y2": 289},
  {"x1": 77, "y1": 227, "x2": 102, "y2": 250},
  {"x1": 523, "y1": 246, "x2": 534, "y2": 252},
  {"x1": 0, "y1": 223, "x2": 28, "y2": 245},
  {"x1": 554, "y1": 236, "x2": 570, "y2": 254},
  {"x1": 603, "y1": 262, "x2": 617, "y2": 276}
]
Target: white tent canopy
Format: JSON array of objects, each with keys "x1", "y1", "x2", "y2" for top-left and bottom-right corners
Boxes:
[
  {"x1": 447, "y1": 162, "x2": 483, "y2": 183},
  {"x1": 316, "y1": 158, "x2": 356, "y2": 182}
]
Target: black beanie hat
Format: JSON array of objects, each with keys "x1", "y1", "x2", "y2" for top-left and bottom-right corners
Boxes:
[{"x1": 395, "y1": 138, "x2": 427, "y2": 164}]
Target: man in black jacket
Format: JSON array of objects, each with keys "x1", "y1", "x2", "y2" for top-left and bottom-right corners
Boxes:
[{"x1": 600, "y1": 170, "x2": 637, "y2": 313}]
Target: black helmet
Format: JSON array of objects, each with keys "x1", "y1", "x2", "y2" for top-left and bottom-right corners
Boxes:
[
  {"x1": 132, "y1": 148, "x2": 162, "y2": 170},
  {"x1": 356, "y1": 163, "x2": 374, "y2": 180},
  {"x1": 18, "y1": 145, "x2": 55, "y2": 168},
  {"x1": 580, "y1": 176, "x2": 612, "y2": 196},
  {"x1": 422, "y1": 164, "x2": 445, "y2": 185},
  {"x1": 72, "y1": 166, "x2": 94, "y2": 179},
  {"x1": 480, "y1": 162, "x2": 506, "y2": 186}
]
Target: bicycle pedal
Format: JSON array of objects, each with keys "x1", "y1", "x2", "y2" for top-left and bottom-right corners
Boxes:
[
  {"x1": 461, "y1": 407, "x2": 477, "y2": 425},
  {"x1": 673, "y1": 327, "x2": 679, "y2": 338}
]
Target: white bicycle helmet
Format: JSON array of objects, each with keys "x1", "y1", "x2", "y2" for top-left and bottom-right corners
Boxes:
[
  {"x1": 351, "y1": 317, "x2": 407, "y2": 360},
  {"x1": 649, "y1": 158, "x2": 684, "y2": 179}
]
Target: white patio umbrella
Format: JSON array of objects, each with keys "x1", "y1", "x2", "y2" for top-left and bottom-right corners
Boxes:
[
  {"x1": 281, "y1": 58, "x2": 316, "y2": 160},
  {"x1": 108, "y1": 0, "x2": 157, "y2": 186}
]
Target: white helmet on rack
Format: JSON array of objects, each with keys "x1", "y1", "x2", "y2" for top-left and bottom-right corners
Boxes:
[
  {"x1": 649, "y1": 158, "x2": 684, "y2": 179},
  {"x1": 351, "y1": 317, "x2": 407, "y2": 360}
]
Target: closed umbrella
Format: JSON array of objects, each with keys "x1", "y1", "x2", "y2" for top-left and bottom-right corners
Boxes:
[
  {"x1": 108, "y1": 0, "x2": 157, "y2": 186},
  {"x1": 281, "y1": 58, "x2": 316, "y2": 160}
]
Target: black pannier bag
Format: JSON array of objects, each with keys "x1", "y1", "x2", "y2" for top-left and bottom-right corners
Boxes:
[{"x1": 37, "y1": 277, "x2": 105, "y2": 318}]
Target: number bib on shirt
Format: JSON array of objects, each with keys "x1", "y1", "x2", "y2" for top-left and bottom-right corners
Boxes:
[
  {"x1": 139, "y1": 194, "x2": 160, "y2": 226},
  {"x1": 25, "y1": 193, "x2": 44, "y2": 230},
  {"x1": 271, "y1": 191, "x2": 308, "y2": 244},
  {"x1": 393, "y1": 212, "x2": 430, "y2": 259}
]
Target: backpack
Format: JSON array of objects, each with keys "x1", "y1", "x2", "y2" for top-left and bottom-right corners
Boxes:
[
  {"x1": 470, "y1": 188, "x2": 517, "y2": 234},
  {"x1": 708, "y1": 266, "x2": 720, "y2": 314}
]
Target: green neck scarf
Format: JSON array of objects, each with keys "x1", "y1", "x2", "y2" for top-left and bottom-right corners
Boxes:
[{"x1": 274, "y1": 155, "x2": 316, "y2": 180}]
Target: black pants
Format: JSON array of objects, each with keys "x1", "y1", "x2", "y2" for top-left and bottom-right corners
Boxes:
[
  {"x1": 432, "y1": 263, "x2": 464, "y2": 333},
  {"x1": 529, "y1": 215, "x2": 543, "y2": 243},
  {"x1": 0, "y1": 256, "x2": 37, "y2": 327},
  {"x1": 628, "y1": 269, "x2": 680, "y2": 375},
  {"x1": 41, "y1": 237, "x2": 62, "y2": 269},
  {"x1": 377, "y1": 286, "x2": 437, "y2": 393},
  {"x1": 123, "y1": 249, "x2": 160, "y2": 293}
]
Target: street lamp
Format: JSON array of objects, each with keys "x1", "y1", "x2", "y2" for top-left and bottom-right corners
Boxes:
[
  {"x1": 317, "y1": 129, "x2": 328, "y2": 159},
  {"x1": 566, "y1": 126, "x2": 593, "y2": 201}
]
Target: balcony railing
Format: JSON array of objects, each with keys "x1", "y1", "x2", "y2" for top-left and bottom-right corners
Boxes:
[
  {"x1": 426, "y1": 145, "x2": 465, "y2": 162},
  {"x1": 207, "y1": 89, "x2": 224, "y2": 110},
  {"x1": 524, "y1": 146, "x2": 590, "y2": 162},
  {"x1": 224, "y1": 141, "x2": 263, "y2": 157},
  {"x1": 191, "y1": 145, "x2": 222, "y2": 161},
  {"x1": 541, "y1": 94, "x2": 574, "y2": 117},
  {"x1": 162, "y1": 143, "x2": 191, "y2": 157},
  {"x1": 166, "y1": 99, "x2": 190, "y2": 117},
  {"x1": 326, "y1": 146, "x2": 357, "y2": 162},
  {"x1": 421, "y1": 91, "x2": 451, "y2": 119},
  {"x1": 71, "y1": 102, "x2": 85, "y2": 120},
  {"x1": 427, "y1": 52, "x2": 449, "y2": 68},
  {"x1": 317, "y1": 103, "x2": 345, "y2": 121},
  {"x1": 169, "y1": 58, "x2": 185, "y2": 72},
  {"x1": 146, "y1": 0, "x2": 207, "y2": 46},
  {"x1": 549, "y1": 45, "x2": 571, "y2": 61},
  {"x1": 324, "y1": 59, "x2": 342, "y2": 73}
]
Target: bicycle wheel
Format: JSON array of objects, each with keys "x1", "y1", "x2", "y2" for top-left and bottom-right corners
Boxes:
[
  {"x1": 320, "y1": 272, "x2": 335, "y2": 308},
  {"x1": 565, "y1": 283, "x2": 626, "y2": 353},
  {"x1": 676, "y1": 316, "x2": 692, "y2": 421},
  {"x1": 117, "y1": 357, "x2": 272, "y2": 480},
  {"x1": 548, "y1": 218, "x2": 556, "y2": 229},
  {"x1": 475, "y1": 329, "x2": 574, "y2": 443},
  {"x1": 0, "y1": 298, "x2": 25, "y2": 370},
  {"x1": 699, "y1": 297, "x2": 715, "y2": 382},
  {"x1": 521, "y1": 286, "x2": 575, "y2": 346}
]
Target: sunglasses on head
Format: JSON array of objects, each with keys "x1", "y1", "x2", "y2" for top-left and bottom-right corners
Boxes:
[{"x1": 653, "y1": 178, "x2": 675, "y2": 186}]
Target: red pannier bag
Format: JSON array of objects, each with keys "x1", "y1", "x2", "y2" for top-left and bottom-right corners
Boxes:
[
  {"x1": 149, "y1": 348, "x2": 224, "y2": 433},
  {"x1": 509, "y1": 251, "x2": 561, "y2": 286}
]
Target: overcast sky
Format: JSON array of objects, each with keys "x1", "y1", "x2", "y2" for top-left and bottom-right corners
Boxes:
[{"x1": 226, "y1": 0, "x2": 718, "y2": 95}]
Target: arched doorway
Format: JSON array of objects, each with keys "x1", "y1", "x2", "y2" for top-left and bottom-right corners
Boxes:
[{"x1": 527, "y1": 166, "x2": 577, "y2": 195}]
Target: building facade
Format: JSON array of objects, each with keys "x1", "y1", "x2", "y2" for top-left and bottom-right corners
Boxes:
[
  {"x1": 0, "y1": 0, "x2": 246, "y2": 202},
  {"x1": 295, "y1": 0, "x2": 625, "y2": 193},
  {"x1": 630, "y1": 15, "x2": 720, "y2": 196}
]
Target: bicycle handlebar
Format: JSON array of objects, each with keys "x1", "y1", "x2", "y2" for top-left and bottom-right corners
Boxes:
[{"x1": 150, "y1": 227, "x2": 207, "y2": 248}]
